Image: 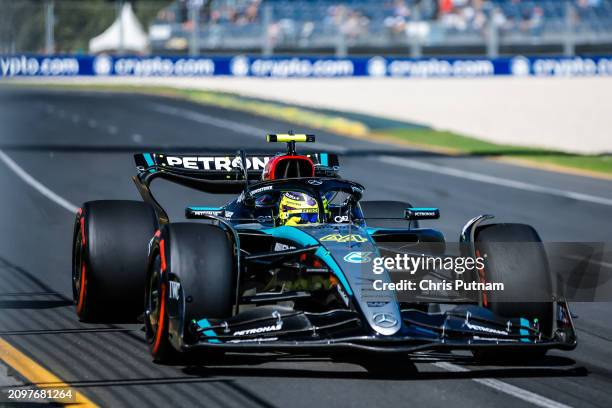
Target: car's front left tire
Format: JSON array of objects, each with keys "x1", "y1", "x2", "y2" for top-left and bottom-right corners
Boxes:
[{"x1": 144, "y1": 223, "x2": 236, "y2": 363}]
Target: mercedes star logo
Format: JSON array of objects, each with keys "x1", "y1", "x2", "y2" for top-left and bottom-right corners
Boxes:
[{"x1": 373, "y1": 313, "x2": 398, "y2": 328}]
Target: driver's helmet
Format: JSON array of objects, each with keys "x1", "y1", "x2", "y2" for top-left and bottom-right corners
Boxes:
[{"x1": 278, "y1": 192, "x2": 320, "y2": 226}]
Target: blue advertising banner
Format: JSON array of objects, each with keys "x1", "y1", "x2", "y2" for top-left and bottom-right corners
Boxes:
[{"x1": 2, "y1": 54, "x2": 612, "y2": 78}]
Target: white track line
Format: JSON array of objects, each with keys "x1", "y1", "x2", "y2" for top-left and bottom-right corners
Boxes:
[
  {"x1": 0, "y1": 150, "x2": 78, "y2": 213},
  {"x1": 380, "y1": 156, "x2": 612, "y2": 207},
  {"x1": 151, "y1": 103, "x2": 347, "y2": 153},
  {"x1": 434, "y1": 362, "x2": 572, "y2": 408}
]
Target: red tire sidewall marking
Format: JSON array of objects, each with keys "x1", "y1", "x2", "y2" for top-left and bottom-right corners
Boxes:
[
  {"x1": 76, "y1": 213, "x2": 87, "y2": 315},
  {"x1": 152, "y1": 238, "x2": 167, "y2": 355}
]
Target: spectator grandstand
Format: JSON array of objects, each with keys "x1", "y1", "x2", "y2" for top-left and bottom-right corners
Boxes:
[
  {"x1": 1, "y1": 0, "x2": 611, "y2": 56},
  {"x1": 146, "y1": 0, "x2": 612, "y2": 56}
]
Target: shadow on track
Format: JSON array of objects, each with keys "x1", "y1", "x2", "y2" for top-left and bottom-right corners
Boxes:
[
  {"x1": 182, "y1": 363, "x2": 587, "y2": 382},
  {"x1": 177, "y1": 352, "x2": 586, "y2": 382}
]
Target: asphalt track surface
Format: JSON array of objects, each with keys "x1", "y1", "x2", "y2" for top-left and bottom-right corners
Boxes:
[{"x1": 0, "y1": 87, "x2": 611, "y2": 407}]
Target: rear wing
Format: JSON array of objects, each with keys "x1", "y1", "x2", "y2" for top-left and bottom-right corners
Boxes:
[
  {"x1": 133, "y1": 151, "x2": 339, "y2": 225},
  {"x1": 134, "y1": 152, "x2": 339, "y2": 181}
]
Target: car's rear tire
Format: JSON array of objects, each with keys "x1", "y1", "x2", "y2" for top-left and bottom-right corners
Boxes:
[
  {"x1": 360, "y1": 200, "x2": 418, "y2": 229},
  {"x1": 72, "y1": 200, "x2": 157, "y2": 322},
  {"x1": 145, "y1": 223, "x2": 236, "y2": 364},
  {"x1": 473, "y1": 223, "x2": 553, "y2": 360}
]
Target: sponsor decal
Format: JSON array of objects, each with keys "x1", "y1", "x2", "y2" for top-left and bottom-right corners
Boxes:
[
  {"x1": 93, "y1": 54, "x2": 112, "y2": 75},
  {"x1": 321, "y1": 234, "x2": 368, "y2": 243},
  {"x1": 286, "y1": 207, "x2": 317, "y2": 214},
  {"x1": 169, "y1": 281, "x2": 181, "y2": 300},
  {"x1": 472, "y1": 336, "x2": 518, "y2": 343},
  {"x1": 367, "y1": 56, "x2": 387, "y2": 77},
  {"x1": 337, "y1": 284, "x2": 350, "y2": 307},
  {"x1": 230, "y1": 55, "x2": 250, "y2": 76},
  {"x1": 413, "y1": 211, "x2": 436, "y2": 217},
  {"x1": 367, "y1": 301, "x2": 389, "y2": 307},
  {"x1": 282, "y1": 191, "x2": 303, "y2": 201},
  {"x1": 233, "y1": 322, "x2": 283, "y2": 336},
  {"x1": 164, "y1": 156, "x2": 269, "y2": 171},
  {"x1": 0, "y1": 55, "x2": 79, "y2": 77},
  {"x1": 373, "y1": 313, "x2": 398, "y2": 328},
  {"x1": 464, "y1": 321, "x2": 509, "y2": 336},
  {"x1": 224, "y1": 211, "x2": 234, "y2": 218},
  {"x1": 343, "y1": 251, "x2": 373, "y2": 263},
  {"x1": 334, "y1": 215, "x2": 349, "y2": 223},
  {"x1": 387, "y1": 58, "x2": 494, "y2": 78},
  {"x1": 510, "y1": 56, "x2": 530, "y2": 76},
  {"x1": 192, "y1": 209, "x2": 224, "y2": 216},
  {"x1": 228, "y1": 337, "x2": 278, "y2": 343},
  {"x1": 274, "y1": 243, "x2": 296, "y2": 251},
  {"x1": 7, "y1": 54, "x2": 612, "y2": 78},
  {"x1": 193, "y1": 210, "x2": 222, "y2": 216},
  {"x1": 405, "y1": 207, "x2": 440, "y2": 220},
  {"x1": 307, "y1": 179, "x2": 323, "y2": 185},
  {"x1": 113, "y1": 56, "x2": 215, "y2": 76},
  {"x1": 531, "y1": 56, "x2": 612, "y2": 76},
  {"x1": 250, "y1": 185, "x2": 273, "y2": 195},
  {"x1": 249, "y1": 58, "x2": 354, "y2": 77}
]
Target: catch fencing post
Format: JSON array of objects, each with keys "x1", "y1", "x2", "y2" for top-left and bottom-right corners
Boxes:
[
  {"x1": 564, "y1": 0, "x2": 576, "y2": 56},
  {"x1": 189, "y1": 0, "x2": 203, "y2": 56},
  {"x1": 262, "y1": 3, "x2": 273, "y2": 56},
  {"x1": 44, "y1": 0, "x2": 55, "y2": 54},
  {"x1": 410, "y1": 5, "x2": 422, "y2": 58},
  {"x1": 335, "y1": 30, "x2": 347, "y2": 58},
  {"x1": 486, "y1": 17, "x2": 498, "y2": 58}
]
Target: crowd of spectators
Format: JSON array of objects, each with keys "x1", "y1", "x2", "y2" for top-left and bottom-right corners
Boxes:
[{"x1": 153, "y1": 0, "x2": 612, "y2": 47}]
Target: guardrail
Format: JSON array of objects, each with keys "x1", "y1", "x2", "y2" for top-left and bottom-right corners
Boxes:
[{"x1": 2, "y1": 54, "x2": 612, "y2": 78}]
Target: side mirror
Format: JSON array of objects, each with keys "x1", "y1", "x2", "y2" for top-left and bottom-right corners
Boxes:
[{"x1": 405, "y1": 207, "x2": 440, "y2": 220}]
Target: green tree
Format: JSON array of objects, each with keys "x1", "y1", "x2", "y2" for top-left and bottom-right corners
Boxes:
[{"x1": 0, "y1": 0, "x2": 172, "y2": 53}]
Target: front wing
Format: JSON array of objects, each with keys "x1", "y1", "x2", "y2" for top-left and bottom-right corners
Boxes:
[{"x1": 183, "y1": 302, "x2": 576, "y2": 356}]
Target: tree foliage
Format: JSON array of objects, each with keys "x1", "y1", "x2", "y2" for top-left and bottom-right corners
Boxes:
[{"x1": 0, "y1": 0, "x2": 172, "y2": 53}]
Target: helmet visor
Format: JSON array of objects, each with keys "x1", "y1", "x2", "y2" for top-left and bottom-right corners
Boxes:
[{"x1": 300, "y1": 212, "x2": 319, "y2": 223}]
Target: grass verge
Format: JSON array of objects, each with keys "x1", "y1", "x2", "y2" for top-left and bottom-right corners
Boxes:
[{"x1": 380, "y1": 128, "x2": 612, "y2": 177}]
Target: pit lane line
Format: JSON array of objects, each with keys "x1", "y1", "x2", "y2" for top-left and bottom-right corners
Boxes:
[{"x1": 0, "y1": 149, "x2": 574, "y2": 408}]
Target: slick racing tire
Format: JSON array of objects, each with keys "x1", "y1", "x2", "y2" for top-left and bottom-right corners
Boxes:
[
  {"x1": 145, "y1": 223, "x2": 236, "y2": 364},
  {"x1": 360, "y1": 200, "x2": 418, "y2": 229},
  {"x1": 72, "y1": 200, "x2": 157, "y2": 322},
  {"x1": 473, "y1": 223, "x2": 553, "y2": 360}
]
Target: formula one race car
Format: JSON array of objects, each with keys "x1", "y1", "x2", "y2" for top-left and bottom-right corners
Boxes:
[{"x1": 72, "y1": 134, "x2": 576, "y2": 367}]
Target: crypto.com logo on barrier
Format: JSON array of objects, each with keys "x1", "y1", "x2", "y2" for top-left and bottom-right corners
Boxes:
[{"x1": 3, "y1": 54, "x2": 612, "y2": 78}]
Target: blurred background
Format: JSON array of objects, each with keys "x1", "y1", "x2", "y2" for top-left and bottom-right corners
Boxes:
[{"x1": 2, "y1": 0, "x2": 612, "y2": 57}]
